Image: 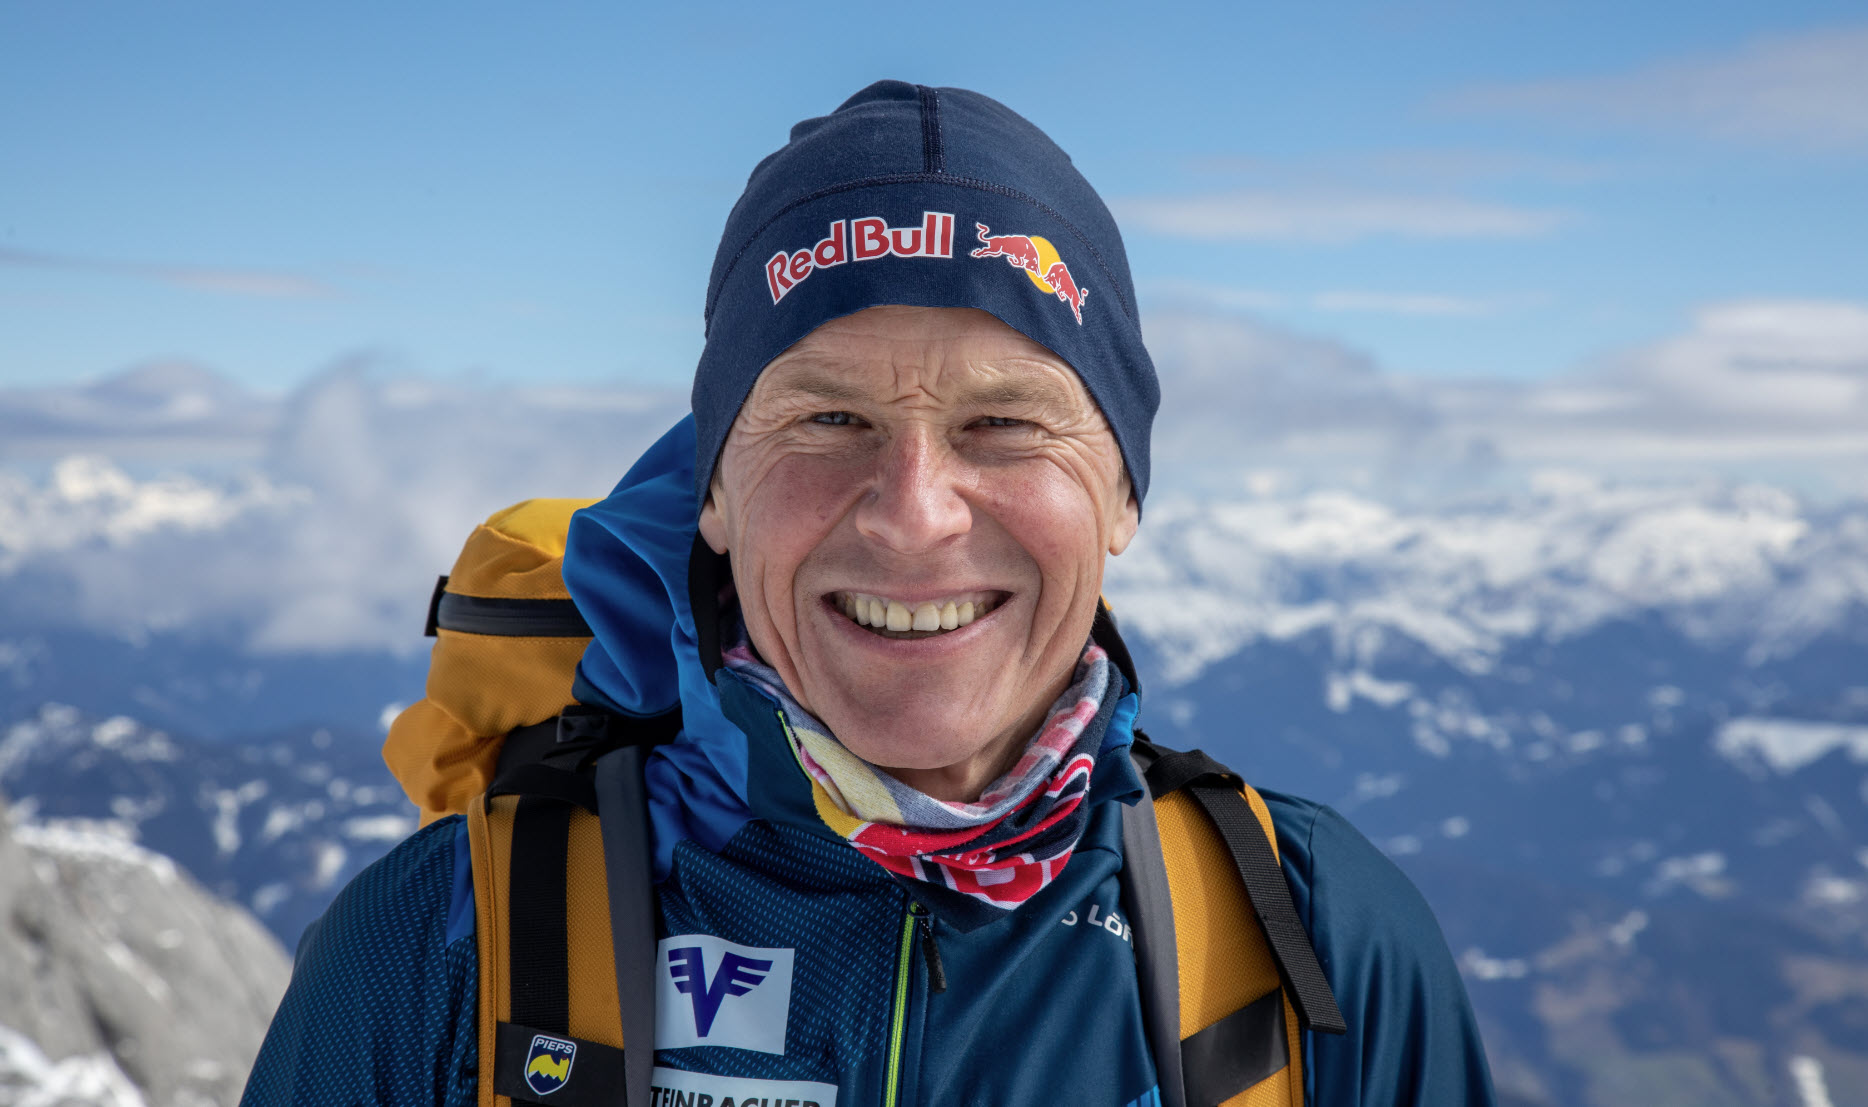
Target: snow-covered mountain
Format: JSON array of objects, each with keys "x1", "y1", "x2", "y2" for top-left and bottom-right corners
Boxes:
[
  {"x1": 1108, "y1": 475, "x2": 1868, "y2": 684},
  {"x1": 1, "y1": 705, "x2": 420, "y2": 950},
  {"x1": 0, "y1": 794, "x2": 289, "y2": 1107},
  {"x1": 1099, "y1": 482, "x2": 1868, "y2": 1107}
]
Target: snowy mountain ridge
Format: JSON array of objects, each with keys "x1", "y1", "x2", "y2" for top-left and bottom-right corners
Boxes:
[
  {"x1": 1, "y1": 703, "x2": 417, "y2": 948},
  {"x1": 1108, "y1": 474, "x2": 1868, "y2": 683}
]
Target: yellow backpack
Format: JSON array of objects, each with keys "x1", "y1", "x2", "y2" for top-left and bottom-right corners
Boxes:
[{"x1": 384, "y1": 499, "x2": 1344, "y2": 1107}]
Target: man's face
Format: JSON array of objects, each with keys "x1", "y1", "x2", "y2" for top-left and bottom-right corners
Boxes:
[{"x1": 699, "y1": 306, "x2": 1139, "y2": 801}]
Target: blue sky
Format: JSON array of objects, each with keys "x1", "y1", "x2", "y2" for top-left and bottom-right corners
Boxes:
[{"x1": 3, "y1": 0, "x2": 1865, "y2": 391}]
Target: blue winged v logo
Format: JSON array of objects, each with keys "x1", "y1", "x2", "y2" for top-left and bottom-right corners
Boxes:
[
  {"x1": 668, "y1": 945, "x2": 774, "y2": 1036},
  {"x1": 655, "y1": 936, "x2": 793, "y2": 1054}
]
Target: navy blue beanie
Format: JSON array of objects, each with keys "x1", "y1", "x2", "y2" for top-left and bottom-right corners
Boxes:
[{"x1": 691, "y1": 80, "x2": 1159, "y2": 507}]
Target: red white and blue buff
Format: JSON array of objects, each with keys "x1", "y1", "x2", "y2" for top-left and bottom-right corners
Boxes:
[{"x1": 724, "y1": 634, "x2": 1115, "y2": 920}]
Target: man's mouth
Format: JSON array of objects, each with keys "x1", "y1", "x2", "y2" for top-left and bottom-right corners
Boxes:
[{"x1": 829, "y1": 590, "x2": 1008, "y2": 639}]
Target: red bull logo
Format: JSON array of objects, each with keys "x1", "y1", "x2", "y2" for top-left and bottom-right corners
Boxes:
[
  {"x1": 766, "y1": 211, "x2": 956, "y2": 304},
  {"x1": 970, "y1": 222, "x2": 1089, "y2": 325}
]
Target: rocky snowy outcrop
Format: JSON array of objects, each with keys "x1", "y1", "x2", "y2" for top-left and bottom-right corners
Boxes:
[{"x1": 0, "y1": 797, "x2": 289, "y2": 1107}]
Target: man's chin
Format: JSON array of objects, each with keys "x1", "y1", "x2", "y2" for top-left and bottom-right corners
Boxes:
[{"x1": 812, "y1": 691, "x2": 999, "y2": 774}]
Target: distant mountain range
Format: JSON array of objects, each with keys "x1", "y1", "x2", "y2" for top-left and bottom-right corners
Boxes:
[
  {"x1": 2, "y1": 704, "x2": 419, "y2": 951},
  {"x1": 1103, "y1": 480, "x2": 1868, "y2": 1105}
]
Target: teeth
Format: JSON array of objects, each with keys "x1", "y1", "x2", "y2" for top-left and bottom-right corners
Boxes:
[{"x1": 835, "y1": 592, "x2": 997, "y2": 635}]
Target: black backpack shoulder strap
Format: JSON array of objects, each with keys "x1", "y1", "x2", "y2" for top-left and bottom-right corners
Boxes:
[
  {"x1": 483, "y1": 704, "x2": 679, "y2": 1106},
  {"x1": 1135, "y1": 735, "x2": 1348, "y2": 1038},
  {"x1": 593, "y1": 743, "x2": 658, "y2": 1107},
  {"x1": 1119, "y1": 776, "x2": 1189, "y2": 1107}
]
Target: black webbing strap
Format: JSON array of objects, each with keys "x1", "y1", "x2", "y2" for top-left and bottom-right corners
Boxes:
[
  {"x1": 1180, "y1": 990, "x2": 1290, "y2": 1107},
  {"x1": 594, "y1": 746, "x2": 658, "y2": 1107},
  {"x1": 495, "y1": 720, "x2": 562, "y2": 780},
  {"x1": 432, "y1": 590, "x2": 593, "y2": 638},
  {"x1": 494, "y1": 706, "x2": 685, "y2": 786},
  {"x1": 490, "y1": 705, "x2": 680, "y2": 1107},
  {"x1": 486, "y1": 718, "x2": 611, "y2": 1036},
  {"x1": 492, "y1": 1020, "x2": 626, "y2": 1107},
  {"x1": 423, "y1": 575, "x2": 450, "y2": 637},
  {"x1": 488, "y1": 763, "x2": 599, "y2": 813},
  {"x1": 1143, "y1": 744, "x2": 1349, "y2": 1037},
  {"x1": 1118, "y1": 786, "x2": 1187, "y2": 1107},
  {"x1": 507, "y1": 795, "x2": 574, "y2": 1034}
]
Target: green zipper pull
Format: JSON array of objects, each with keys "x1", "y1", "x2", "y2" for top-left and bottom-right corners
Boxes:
[{"x1": 911, "y1": 902, "x2": 947, "y2": 994}]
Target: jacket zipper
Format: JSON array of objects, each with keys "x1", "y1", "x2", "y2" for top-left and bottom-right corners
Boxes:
[
  {"x1": 886, "y1": 901, "x2": 947, "y2": 1107},
  {"x1": 884, "y1": 905, "x2": 917, "y2": 1107}
]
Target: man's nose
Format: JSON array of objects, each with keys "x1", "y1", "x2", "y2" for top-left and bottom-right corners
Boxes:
[{"x1": 853, "y1": 427, "x2": 972, "y2": 554}]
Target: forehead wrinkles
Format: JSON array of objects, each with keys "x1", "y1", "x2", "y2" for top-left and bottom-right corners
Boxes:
[{"x1": 758, "y1": 347, "x2": 1094, "y2": 418}]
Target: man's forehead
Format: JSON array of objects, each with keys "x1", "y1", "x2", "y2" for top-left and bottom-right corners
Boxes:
[{"x1": 759, "y1": 361, "x2": 1088, "y2": 410}]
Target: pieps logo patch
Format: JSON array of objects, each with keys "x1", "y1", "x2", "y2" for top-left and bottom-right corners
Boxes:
[
  {"x1": 654, "y1": 935, "x2": 795, "y2": 1054},
  {"x1": 523, "y1": 1034, "x2": 576, "y2": 1097}
]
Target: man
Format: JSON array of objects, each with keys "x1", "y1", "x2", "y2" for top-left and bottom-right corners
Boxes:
[{"x1": 242, "y1": 81, "x2": 1496, "y2": 1105}]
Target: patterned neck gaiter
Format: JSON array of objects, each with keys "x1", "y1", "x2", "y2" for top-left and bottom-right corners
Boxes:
[{"x1": 724, "y1": 632, "x2": 1116, "y2": 921}]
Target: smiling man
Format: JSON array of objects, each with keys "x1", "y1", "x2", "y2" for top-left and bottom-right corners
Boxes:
[
  {"x1": 243, "y1": 82, "x2": 1496, "y2": 1107},
  {"x1": 700, "y1": 306, "x2": 1139, "y2": 802}
]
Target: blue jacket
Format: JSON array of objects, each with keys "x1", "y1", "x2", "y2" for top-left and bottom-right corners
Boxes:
[{"x1": 241, "y1": 419, "x2": 1495, "y2": 1106}]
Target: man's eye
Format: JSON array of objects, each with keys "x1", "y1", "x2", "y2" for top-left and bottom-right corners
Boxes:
[
  {"x1": 977, "y1": 416, "x2": 1027, "y2": 428},
  {"x1": 809, "y1": 411, "x2": 859, "y2": 426}
]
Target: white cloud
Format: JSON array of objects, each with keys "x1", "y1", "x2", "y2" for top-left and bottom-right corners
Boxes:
[
  {"x1": 1447, "y1": 300, "x2": 1868, "y2": 467},
  {"x1": 1138, "y1": 298, "x2": 1868, "y2": 495},
  {"x1": 1446, "y1": 25, "x2": 1868, "y2": 150},
  {"x1": 1143, "y1": 281, "x2": 1289, "y2": 312},
  {"x1": 0, "y1": 361, "x2": 278, "y2": 463},
  {"x1": 0, "y1": 362, "x2": 685, "y2": 652},
  {"x1": 0, "y1": 246, "x2": 335, "y2": 299},
  {"x1": 1143, "y1": 283, "x2": 1515, "y2": 317},
  {"x1": 1118, "y1": 191, "x2": 1567, "y2": 243},
  {"x1": 1139, "y1": 308, "x2": 1452, "y2": 492}
]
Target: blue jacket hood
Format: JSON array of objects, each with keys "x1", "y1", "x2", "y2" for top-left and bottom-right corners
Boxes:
[{"x1": 562, "y1": 416, "x2": 755, "y2": 879}]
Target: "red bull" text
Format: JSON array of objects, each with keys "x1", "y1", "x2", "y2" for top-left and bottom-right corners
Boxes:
[{"x1": 766, "y1": 211, "x2": 956, "y2": 304}]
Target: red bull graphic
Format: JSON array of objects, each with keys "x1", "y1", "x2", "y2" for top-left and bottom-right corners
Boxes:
[
  {"x1": 1042, "y1": 260, "x2": 1087, "y2": 325},
  {"x1": 766, "y1": 211, "x2": 956, "y2": 304},
  {"x1": 970, "y1": 224, "x2": 1043, "y2": 275},
  {"x1": 970, "y1": 223, "x2": 1089, "y2": 325}
]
